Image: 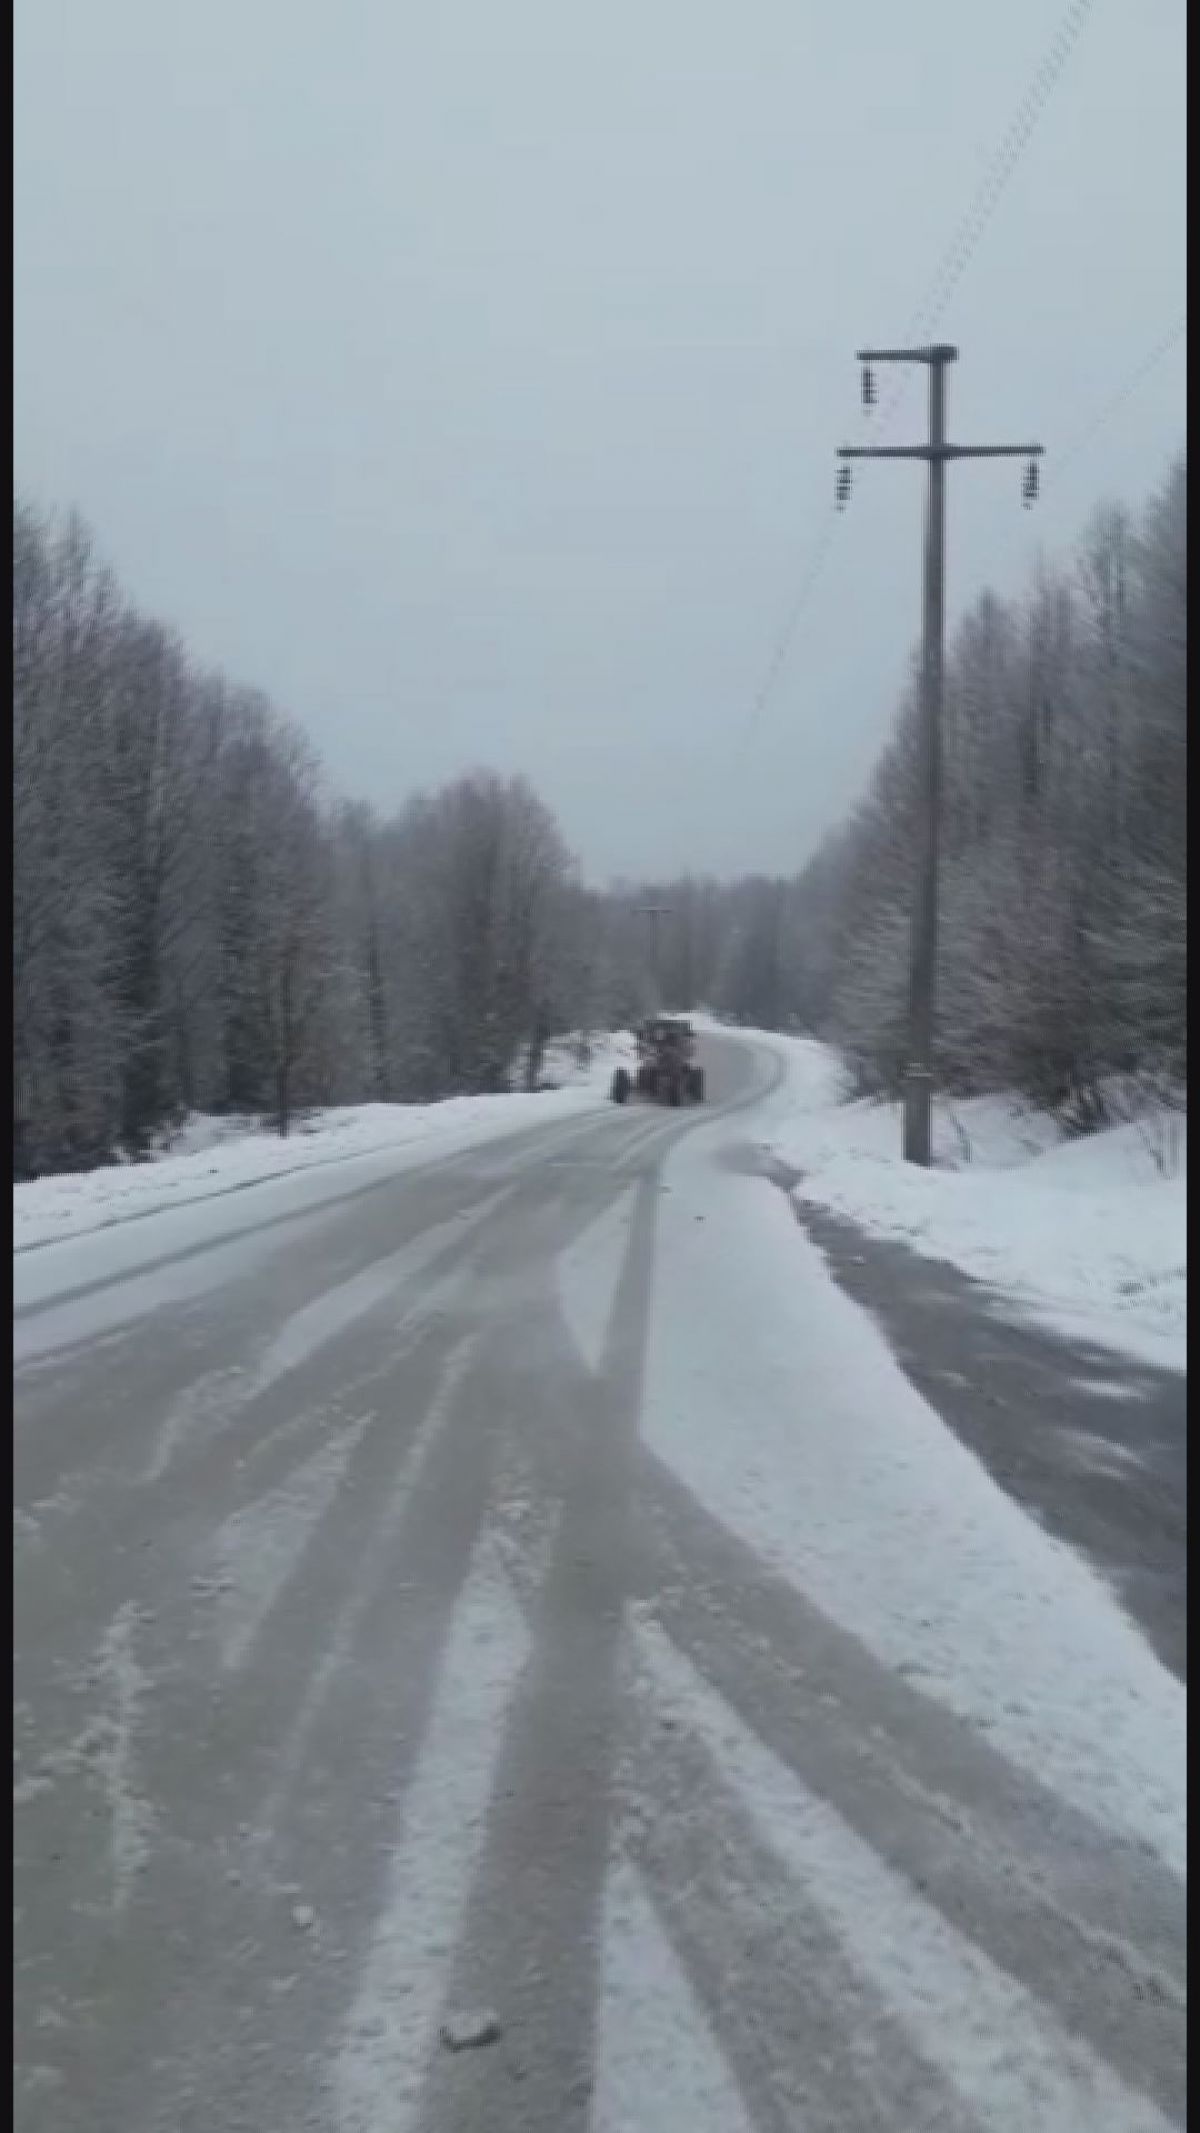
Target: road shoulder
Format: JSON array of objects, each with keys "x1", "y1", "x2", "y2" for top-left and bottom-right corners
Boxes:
[{"x1": 783, "y1": 1188, "x2": 1187, "y2": 1684}]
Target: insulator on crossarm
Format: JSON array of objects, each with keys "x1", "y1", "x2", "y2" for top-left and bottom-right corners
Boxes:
[
  {"x1": 836, "y1": 465, "x2": 853, "y2": 510},
  {"x1": 1022, "y1": 458, "x2": 1039, "y2": 507},
  {"x1": 861, "y1": 364, "x2": 876, "y2": 409}
]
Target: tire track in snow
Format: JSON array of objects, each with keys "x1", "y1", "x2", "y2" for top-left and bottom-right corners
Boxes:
[
  {"x1": 332, "y1": 1536, "x2": 530, "y2": 2133},
  {"x1": 210, "y1": 1414, "x2": 376, "y2": 1670},
  {"x1": 554, "y1": 1183, "x2": 639, "y2": 1375},
  {"x1": 414, "y1": 1175, "x2": 661, "y2": 2132},
  {"x1": 594, "y1": 1859, "x2": 755, "y2": 2133},
  {"x1": 87, "y1": 1309, "x2": 510, "y2": 2133},
  {"x1": 144, "y1": 1269, "x2": 458, "y2": 1489},
  {"x1": 253, "y1": 1329, "x2": 480, "y2": 1846},
  {"x1": 96, "y1": 1604, "x2": 154, "y2": 1910},
  {"x1": 632, "y1": 1618, "x2": 1180, "y2": 2132},
  {"x1": 246, "y1": 1182, "x2": 515, "y2": 1398},
  {"x1": 137, "y1": 1179, "x2": 514, "y2": 1498},
  {"x1": 21, "y1": 1176, "x2": 513, "y2": 1548},
  {"x1": 638, "y1": 1453, "x2": 1187, "y2": 2024},
  {"x1": 618, "y1": 1666, "x2": 978, "y2": 2132},
  {"x1": 143, "y1": 1363, "x2": 250, "y2": 1482},
  {"x1": 17, "y1": 1604, "x2": 153, "y2": 1912}
]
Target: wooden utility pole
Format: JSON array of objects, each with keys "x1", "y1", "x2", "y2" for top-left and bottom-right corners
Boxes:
[
  {"x1": 838, "y1": 345, "x2": 1042, "y2": 1166},
  {"x1": 637, "y1": 901, "x2": 671, "y2": 1006}
]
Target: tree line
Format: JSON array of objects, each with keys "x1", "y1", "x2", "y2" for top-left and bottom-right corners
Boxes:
[
  {"x1": 13, "y1": 500, "x2": 627, "y2": 1173},
  {"x1": 627, "y1": 454, "x2": 1187, "y2": 1126},
  {"x1": 12, "y1": 454, "x2": 1184, "y2": 1173}
]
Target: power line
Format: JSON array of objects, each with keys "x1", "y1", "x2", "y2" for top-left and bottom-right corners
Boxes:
[
  {"x1": 984, "y1": 311, "x2": 1186, "y2": 587},
  {"x1": 1050, "y1": 313, "x2": 1186, "y2": 486},
  {"x1": 733, "y1": 0, "x2": 1094, "y2": 761},
  {"x1": 733, "y1": 515, "x2": 838, "y2": 761},
  {"x1": 875, "y1": 0, "x2": 1094, "y2": 439}
]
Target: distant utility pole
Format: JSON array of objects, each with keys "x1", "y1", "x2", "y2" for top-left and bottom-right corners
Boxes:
[
  {"x1": 838, "y1": 345, "x2": 1042, "y2": 1166},
  {"x1": 638, "y1": 901, "x2": 671, "y2": 1005}
]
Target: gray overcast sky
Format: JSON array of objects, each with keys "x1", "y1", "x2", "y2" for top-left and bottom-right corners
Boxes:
[{"x1": 13, "y1": 1, "x2": 1186, "y2": 884}]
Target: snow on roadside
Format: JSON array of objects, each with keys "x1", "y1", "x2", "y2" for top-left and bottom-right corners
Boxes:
[
  {"x1": 644, "y1": 1128, "x2": 1187, "y2": 1878},
  {"x1": 13, "y1": 1034, "x2": 635, "y2": 1255},
  {"x1": 725, "y1": 1026, "x2": 1186, "y2": 1373}
]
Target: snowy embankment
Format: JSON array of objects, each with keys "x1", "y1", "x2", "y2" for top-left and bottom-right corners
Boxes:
[
  {"x1": 646, "y1": 1075, "x2": 1187, "y2": 1879},
  {"x1": 13, "y1": 1033, "x2": 635, "y2": 1255},
  {"x1": 705, "y1": 1021, "x2": 1187, "y2": 1374}
]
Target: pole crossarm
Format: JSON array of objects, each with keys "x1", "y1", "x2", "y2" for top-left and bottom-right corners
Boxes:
[
  {"x1": 855, "y1": 344, "x2": 959, "y2": 364},
  {"x1": 839, "y1": 443, "x2": 1043, "y2": 462}
]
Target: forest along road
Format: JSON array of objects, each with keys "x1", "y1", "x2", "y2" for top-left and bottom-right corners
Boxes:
[{"x1": 13, "y1": 1032, "x2": 1186, "y2": 2133}]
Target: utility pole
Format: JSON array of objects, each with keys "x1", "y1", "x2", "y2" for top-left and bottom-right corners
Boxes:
[
  {"x1": 838, "y1": 345, "x2": 1042, "y2": 1166},
  {"x1": 638, "y1": 901, "x2": 671, "y2": 1007}
]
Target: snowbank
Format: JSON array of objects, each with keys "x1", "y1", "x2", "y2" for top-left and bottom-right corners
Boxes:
[
  {"x1": 745, "y1": 1033, "x2": 1186, "y2": 1373},
  {"x1": 13, "y1": 1033, "x2": 635, "y2": 1255},
  {"x1": 645, "y1": 1123, "x2": 1187, "y2": 1877}
]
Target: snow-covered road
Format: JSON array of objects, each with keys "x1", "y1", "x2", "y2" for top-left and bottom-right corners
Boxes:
[{"x1": 13, "y1": 1032, "x2": 1186, "y2": 2132}]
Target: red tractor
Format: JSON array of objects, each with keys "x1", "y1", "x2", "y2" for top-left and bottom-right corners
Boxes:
[{"x1": 610, "y1": 1018, "x2": 704, "y2": 1107}]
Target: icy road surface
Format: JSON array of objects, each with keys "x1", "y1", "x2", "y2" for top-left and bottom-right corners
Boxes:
[{"x1": 14, "y1": 1034, "x2": 1186, "y2": 2132}]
